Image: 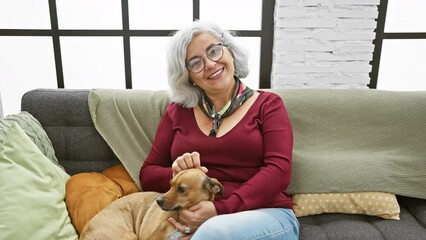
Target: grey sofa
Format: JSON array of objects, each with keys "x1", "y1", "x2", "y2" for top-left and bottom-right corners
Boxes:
[{"x1": 21, "y1": 89, "x2": 426, "y2": 240}]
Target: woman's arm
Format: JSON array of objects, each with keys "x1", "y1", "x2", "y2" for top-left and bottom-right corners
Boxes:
[{"x1": 139, "y1": 105, "x2": 175, "y2": 192}]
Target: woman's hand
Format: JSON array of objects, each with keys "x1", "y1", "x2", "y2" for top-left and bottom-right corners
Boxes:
[
  {"x1": 168, "y1": 201, "x2": 217, "y2": 239},
  {"x1": 172, "y1": 152, "x2": 208, "y2": 176},
  {"x1": 167, "y1": 218, "x2": 193, "y2": 240}
]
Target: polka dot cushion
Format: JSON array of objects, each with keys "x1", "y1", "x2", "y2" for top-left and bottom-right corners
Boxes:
[{"x1": 292, "y1": 192, "x2": 400, "y2": 220}]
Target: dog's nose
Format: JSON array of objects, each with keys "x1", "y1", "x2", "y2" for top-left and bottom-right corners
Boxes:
[{"x1": 156, "y1": 197, "x2": 164, "y2": 207}]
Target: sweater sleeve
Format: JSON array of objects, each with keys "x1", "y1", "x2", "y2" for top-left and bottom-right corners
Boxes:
[
  {"x1": 139, "y1": 104, "x2": 174, "y2": 193},
  {"x1": 213, "y1": 94, "x2": 293, "y2": 214}
]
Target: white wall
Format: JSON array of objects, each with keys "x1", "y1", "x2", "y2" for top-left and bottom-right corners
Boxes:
[
  {"x1": 272, "y1": 0, "x2": 379, "y2": 89},
  {"x1": 0, "y1": 92, "x2": 3, "y2": 118}
]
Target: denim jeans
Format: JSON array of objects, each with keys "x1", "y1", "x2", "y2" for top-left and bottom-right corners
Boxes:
[{"x1": 191, "y1": 208, "x2": 299, "y2": 240}]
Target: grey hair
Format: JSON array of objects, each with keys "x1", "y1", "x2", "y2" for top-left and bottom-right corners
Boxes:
[{"x1": 166, "y1": 21, "x2": 249, "y2": 108}]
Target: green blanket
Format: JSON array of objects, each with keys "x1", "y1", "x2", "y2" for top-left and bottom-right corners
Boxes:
[
  {"x1": 89, "y1": 89, "x2": 426, "y2": 199},
  {"x1": 88, "y1": 89, "x2": 170, "y2": 190}
]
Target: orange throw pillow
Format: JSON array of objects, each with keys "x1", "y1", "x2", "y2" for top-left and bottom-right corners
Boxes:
[
  {"x1": 65, "y1": 172, "x2": 122, "y2": 235},
  {"x1": 65, "y1": 164, "x2": 140, "y2": 235},
  {"x1": 102, "y1": 164, "x2": 139, "y2": 195}
]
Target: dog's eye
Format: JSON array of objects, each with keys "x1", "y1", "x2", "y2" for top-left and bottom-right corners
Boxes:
[{"x1": 177, "y1": 185, "x2": 186, "y2": 193}]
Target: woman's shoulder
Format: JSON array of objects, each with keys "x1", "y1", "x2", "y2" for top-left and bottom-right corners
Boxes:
[
  {"x1": 164, "y1": 102, "x2": 192, "y2": 117},
  {"x1": 256, "y1": 90, "x2": 284, "y2": 103},
  {"x1": 255, "y1": 91, "x2": 289, "y2": 118}
]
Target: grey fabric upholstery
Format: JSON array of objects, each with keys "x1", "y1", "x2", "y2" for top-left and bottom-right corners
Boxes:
[
  {"x1": 21, "y1": 89, "x2": 119, "y2": 175},
  {"x1": 299, "y1": 196, "x2": 426, "y2": 240},
  {"x1": 20, "y1": 88, "x2": 426, "y2": 239}
]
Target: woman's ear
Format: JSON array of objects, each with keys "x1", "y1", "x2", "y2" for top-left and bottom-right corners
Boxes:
[{"x1": 187, "y1": 77, "x2": 195, "y2": 86}]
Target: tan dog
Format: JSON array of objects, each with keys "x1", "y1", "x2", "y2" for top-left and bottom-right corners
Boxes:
[{"x1": 80, "y1": 169, "x2": 224, "y2": 240}]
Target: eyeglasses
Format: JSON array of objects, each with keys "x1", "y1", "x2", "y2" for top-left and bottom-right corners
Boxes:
[{"x1": 186, "y1": 43, "x2": 227, "y2": 73}]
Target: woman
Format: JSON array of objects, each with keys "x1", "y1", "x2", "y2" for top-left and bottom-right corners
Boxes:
[{"x1": 139, "y1": 21, "x2": 299, "y2": 240}]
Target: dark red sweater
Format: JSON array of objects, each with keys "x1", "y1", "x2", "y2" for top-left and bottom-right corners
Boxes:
[{"x1": 140, "y1": 91, "x2": 294, "y2": 214}]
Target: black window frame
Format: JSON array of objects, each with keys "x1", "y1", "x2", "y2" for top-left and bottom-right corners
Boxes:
[
  {"x1": 0, "y1": 0, "x2": 275, "y2": 89},
  {"x1": 369, "y1": 0, "x2": 426, "y2": 89}
]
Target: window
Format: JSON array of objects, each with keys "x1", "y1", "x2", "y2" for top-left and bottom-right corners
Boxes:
[
  {"x1": 370, "y1": 0, "x2": 426, "y2": 91},
  {"x1": 0, "y1": 0, "x2": 274, "y2": 116}
]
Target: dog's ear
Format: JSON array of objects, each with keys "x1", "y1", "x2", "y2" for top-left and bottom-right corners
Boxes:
[{"x1": 203, "y1": 177, "x2": 224, "y2": 196}]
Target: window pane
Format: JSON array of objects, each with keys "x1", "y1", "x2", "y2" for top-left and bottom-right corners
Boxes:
[
  {"x1": 0, "y1": 0, "x2": 50, "y2": 29},
  {"x1": 60, "y1": 37, "x2": 125, "y2": 89},
  {"x1": 129, "y1": 0, "x2": 193, "y2": 30},
  {"x1": 56, "y1": 0, "x2": 122, "y2": 29},
  {"x1": 385, "y1": 0, "x2": 426, "y2": 32},
  {"x1": 237, "y1": 37, "x2": 261, "y2": 89},
  {"x1": 0, "y1": 37, "x2": 57, "y2": 116},
  {"x1": 200, "y1": 0, "x2": 262, "y2": 30},
  {"x1": 377, "y1": 39, "x2": 426, "y2": 91},
  {"x1": 130, "y1": 37, "x2": 170, "y2": 90}
]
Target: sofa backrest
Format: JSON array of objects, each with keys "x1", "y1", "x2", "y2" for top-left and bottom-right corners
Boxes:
[
  {"x1": 20, "y1": 88, "x2": 426, "y2": 200},
  {"x1": 21, "y1": 89, "x2": 119, "y2": 175}
]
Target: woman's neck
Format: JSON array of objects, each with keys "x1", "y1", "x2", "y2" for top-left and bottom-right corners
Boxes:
[{"x1": 206, "y1": 80, "x2": 236, "y2": 112}]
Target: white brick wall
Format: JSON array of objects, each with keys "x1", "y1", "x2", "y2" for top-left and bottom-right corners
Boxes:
[{"x1": 272, "y1": 0, "x2": 379, "y2": 89}]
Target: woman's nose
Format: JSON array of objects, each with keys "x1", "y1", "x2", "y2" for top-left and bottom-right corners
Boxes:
[{"x1": 204, "y1": 58, "x2": 216, "y2": 70}]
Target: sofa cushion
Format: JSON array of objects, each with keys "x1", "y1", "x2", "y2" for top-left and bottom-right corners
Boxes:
[
  {"x1": 298, "y1": 195, "x2": 426, "y2": 240},
  {"x1": 293, "y1": 192, "x2": 400, "y2": 220},
  {"x1": 102, "y1": 164, "x2": 140, "y2": 195},
  {"x1": 0, "y1": 111, "x2": 63, "y2": 171},
  {"x1": 21, "y1": 89, "x2": 120, "y2": 175},
  {"x1": 0, "y1": 123, "x2": 77, "y2": 240},
  {"x1": 65, "y1": 164, "x2": 139, "y2": 235}
]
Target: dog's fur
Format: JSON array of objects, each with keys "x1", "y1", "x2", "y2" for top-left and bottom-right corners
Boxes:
[{"x1": 79, "y1": 169, "x2": 224, "y2": 240}]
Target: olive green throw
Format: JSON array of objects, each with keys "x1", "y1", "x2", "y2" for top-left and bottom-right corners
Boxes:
[
  {"x1": 89, "y1": 89, "x2": 426, "y2": 199},
  {"x1": 88, "y1": 89, "x2": 170, "y2": 190}
]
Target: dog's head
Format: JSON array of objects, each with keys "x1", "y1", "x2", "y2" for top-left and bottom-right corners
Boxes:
[{"x1": 156, "y1": 169, "x2": 224, "y2": 211}]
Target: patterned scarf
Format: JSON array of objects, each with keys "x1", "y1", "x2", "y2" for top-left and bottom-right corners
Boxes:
[{"x1": 198, "y1": 77, "x2": 254, "y2": 137}]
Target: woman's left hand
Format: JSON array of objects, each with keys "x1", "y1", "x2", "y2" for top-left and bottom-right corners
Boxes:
[{"x1": 168, "y1": 201, "x2": 217, "y2": 239}]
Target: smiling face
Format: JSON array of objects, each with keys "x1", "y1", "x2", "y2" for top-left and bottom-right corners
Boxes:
[{"x1": 186, "y1": 33, "x2": 235, "y2": 97}]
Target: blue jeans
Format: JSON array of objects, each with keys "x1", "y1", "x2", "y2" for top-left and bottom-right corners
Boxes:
[{"x1": 191, "y1": 208, "x2": 299, "y2": 240}]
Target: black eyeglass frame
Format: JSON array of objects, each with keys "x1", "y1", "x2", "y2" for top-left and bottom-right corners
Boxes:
[{"x1": 185, "y1": 43, "x2": 229, "y2": 73}]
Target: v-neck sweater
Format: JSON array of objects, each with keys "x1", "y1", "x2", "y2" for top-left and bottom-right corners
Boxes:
[{"x1": 140, "y1": 91, "x2": 294, "y2": 214}]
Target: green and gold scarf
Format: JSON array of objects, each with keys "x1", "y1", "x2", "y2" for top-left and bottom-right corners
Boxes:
[{"x1": 198, "y1": 77, "x2": 253, "y2": 137}]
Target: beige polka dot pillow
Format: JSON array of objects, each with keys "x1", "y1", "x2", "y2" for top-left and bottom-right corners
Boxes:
[{"x1": 292, "y1": 192, "x2": 400, "y2": 220}]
